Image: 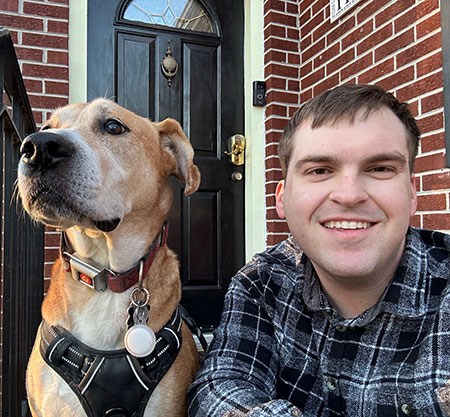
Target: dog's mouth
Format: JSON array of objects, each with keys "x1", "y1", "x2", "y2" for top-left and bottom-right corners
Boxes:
[{"x1": 93, "y1": 218, "x2": 121, "y2": 232}]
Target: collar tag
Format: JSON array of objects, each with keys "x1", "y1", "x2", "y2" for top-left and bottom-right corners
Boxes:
[{"x1": 68, "y1": 253, "x2": 111, "y2": 292}]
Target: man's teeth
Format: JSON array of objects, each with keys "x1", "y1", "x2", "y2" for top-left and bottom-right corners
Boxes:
[{"x1": 323, "y1": 220, "x2": 371, "y2": 229}]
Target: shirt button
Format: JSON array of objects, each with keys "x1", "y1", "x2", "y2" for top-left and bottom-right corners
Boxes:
[
  {"x1": 290, "y1": 406, "x2": 301, "y2": 416},
  {"x1": 327, "y1": 377, "x2": 338, "y2": 390},
  {"x1": 336, "y1": 324, "x2": 347, "y2": 332},
  {"x1": 401, "y1": 403, "x2": 413, "y2": 415}
]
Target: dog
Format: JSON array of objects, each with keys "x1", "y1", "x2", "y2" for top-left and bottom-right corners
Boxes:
[{"x1": 18, "y1": 98, "x2": 201, "y2": 417}]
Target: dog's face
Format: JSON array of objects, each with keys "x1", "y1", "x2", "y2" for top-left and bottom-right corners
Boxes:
[{"x1": 18, "y1": 99, "x2": 200, "y2": 232}]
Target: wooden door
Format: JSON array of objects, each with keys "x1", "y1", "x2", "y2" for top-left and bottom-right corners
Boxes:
[{"x1": 87, "y1": 0, "x2": 244, "y2": 329}]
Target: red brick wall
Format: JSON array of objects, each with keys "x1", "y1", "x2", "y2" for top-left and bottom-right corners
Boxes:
[
  {"x1": 264, "y1": 0, "x2": 450, "y2": 245},
  {"x1": 0, "y1": 0, "x2": 69, "y2": 286}
]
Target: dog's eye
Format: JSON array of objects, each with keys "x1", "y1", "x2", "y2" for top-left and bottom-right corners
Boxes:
[{"x1": 104, "y1": 119, "x2": 126, "y2": 135}]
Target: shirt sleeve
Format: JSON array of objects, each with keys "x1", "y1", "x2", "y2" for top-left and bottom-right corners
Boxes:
[{"x1": 187, "y1": 269, "x2": 301, "y2": 417}]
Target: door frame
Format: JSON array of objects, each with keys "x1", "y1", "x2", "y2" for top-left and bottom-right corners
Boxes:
[{"x1": 68, "y1": 0, "x2": 266, "y2": 260}]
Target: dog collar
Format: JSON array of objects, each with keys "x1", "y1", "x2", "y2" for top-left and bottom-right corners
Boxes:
[{"x1": 60, "y1": 222, "x2": 168, "y2": 293}]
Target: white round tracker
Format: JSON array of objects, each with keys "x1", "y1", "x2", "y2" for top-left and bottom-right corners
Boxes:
[{"x1": 124, "y1": 324, "x2": 156, "y2": 357}]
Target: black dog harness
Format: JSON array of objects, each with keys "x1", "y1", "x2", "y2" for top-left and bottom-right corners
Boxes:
[{"x1": 40, "y1": 307, "x2": 182, "y2": 417}]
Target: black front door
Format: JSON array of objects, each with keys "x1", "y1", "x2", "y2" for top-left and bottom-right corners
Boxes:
[{"x1": 87, "y1": 0, "x2": 244, "y2": 329}]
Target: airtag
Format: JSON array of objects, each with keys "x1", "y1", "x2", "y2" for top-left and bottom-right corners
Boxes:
[{"x1": 124, "y1": 324, "x2": 156, "y2": 357}]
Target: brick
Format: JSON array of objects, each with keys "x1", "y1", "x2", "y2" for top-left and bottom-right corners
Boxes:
[
  {"x1": 421, "y1": 91, "x2": 444, "y2": 114},
  {"x1": 341, "y1": 53, "x2": 373, "y2": 81},
  {"x1": 300, "y1": 34, "x2": 312, "y2": 50},
  {"x1": 266, "y1": 143, "x2": 279, "y2": 158},
  {"x1": 266, "y1": 103, "x2": 288, "y2": 117},
  {"x1": 47, "y1": 19, "x2": 69, "y2": 34},
  {"x1": 265, "y1": 156, "x2": 282, "y2": 170},
  {"x1": 0, "y1": 0, "x2": 19, "y2": 11},
  {"x1": 45, "y1": 248, "x2": 59, "y2": 262},
  {"x1": 267, "y1": 208, "x2": 282, "y2": 220},
  {"x1": 394, "y1": 7, "x2": 416, "y2": 33},
  {"x1": 14, "y1": 46, "x2": 43, "y2": 62},
  {"x1": 376, "y1": 65, "x2": 414, "y2": 92},
  {"x1": 266, "y1": 117, "x2": 291, "y2": 130},
  {"x1": 417, "y1": 51, "x2": 443, "y2": 78},
  {"x1": 45, "y1": 81, "x2": 69, "y2": 95},
  {"x1": 24, "y1": 78, "x2": 43, "y2": 93},
  {"x1": 44, "y1": 263, "x2": 54, "y2": 278},
  {"x1": 313, "y1": 42, "x2": 340, "y2": 68},
  {"x1": 267, "y1": 221, "x2": 290, "y2": 233},
  {"x1": 396, "y1": 32, "x2": 442, "y2": 68},
  {"x1": 312, "y1": 17, "x2": 333, "y2": 42},
  {"x1": 287, "y1": 2, "x2": 299, "y2": 14},
  {"x1": 408, "y1": 100, "x2": 419, "y2": 117},
  {"x1": 0, "y1": 13, "x2": 44, "y2": 30},
  {"x1": 22, "y1": 32, "x2": 68, "y2": 50},
  {"x1": 375, "y1": 0, "x2": 415, "y2": 28},
  {"x1": 312, "y1": 0, "x2": 328, "y2": 15},
  {"x1": 417, "y1": 12, "x2": 441, "y2": 39},
  {"x1": 300, "y1": 7, "x2": 311, "y2": 25},
  {"x1": 357, "y1": 0, "x2": 391, "y2": 24},
  {"x1": 301, "y1": 10, "x2": 325, "y2": 38},
  {"x1": 28, "y1": 94, "x2": 68, "y2": 109},
  {"x1": 264, "y1": 37, "x2": 299, "y2": 52},
  {"x1": 396, "y1": 71, "x2": 443, "y2": 102},
  {"x1": 301, "y1": 37, "x2": 325, "y2": 61},
  {"x1": 287, "y1": 28, "x2": 299, "y2": 40},
  {"x1": 375, "y1": 28, "x2": 414, "y2": 62},
  {"x1": 414, "y1": 152, "x2": 446, "y2": 173},
  {"x1": 326, "y1": 48, "x2": 354, "y2": 75},
  {"x1": 265, "y1": 49, "x2": 287, "y2": 64},
  {"x1": 265, "y1": 11, "x2": 297, "y2": 27},
  {"x1": 288, "y1": 79, "x2": 300, "y2": 91},
  {"x1": 313, "y1": 73, "x2": 339, "y2": 95},
  {"x1": 266, "y1": 130, "x2": 282, "y2": 144},
  {"x1": 300, "y1": 60, "x2": 312, "y2": 76},
  {"x1": 23, "y1": 1, "x2": 69, "y2": 19},
  {"x1": 266, "y1": 233, "x2": 289, "y2": 246},
  {"x1": 422, "y1": 172, "x2": 450, "y2": 191},
  {"x1": 410, "y1": 215, "x2": 421, "y2": 228},
  {"x1": 22, "y1": 63, "x2": 68, "y2": 79},
  {"x1": 302, "y1": 67, "x2": 325, "y2": 89},
  {"x1": 327, "y1": 16, "x2": 356, "y2": 46},
  {"x1": 300, "y1": 89, "x2": 313, "y2": 103},
  {"x1": 265, "y1": 169, "x2": 283, "y2": 183},
  {"x1": 417, "y1": 194, "x2": 447, "y2": 212},
  {"x1": 264, "y1": 63, "x2": 299, "y2": 78},
  {"x1": 420, "y1": 132, "x2": 445, "y2": 153},
  {"x1": 264, "y1": 23, "x2": 286, "y2": 39},
  {"x1": 48, "y1": 50, "x2": 68, "y2": 66},
  {"x1": 45, "y1": 232, "x2": 61, "y2": 247},
  {"x1": 32, "y1": 110, "x2": 43, "y2": 124},
  {"x1": 340, "y1": 21, "x2": 371, "y2": 51},
  {"x1": 357, "y1": 24, "x2": 392, "y2": 56},
  {"x1": 264, "y1": 0, "x2": 285, "y2": 13},
  {"x1": 358, "y1": 57, "x2": 394, "y2": 83},
  {"x1": 300, "y1": 0, "x2": 316, "y2": 12},
  {"x1": 288, "y1": 53, "x2": 300, "y2": 65},
  {"x1": 423, "y1": 214, "x2": 450, "y2": 230},
  {"x1": 266, "y1": 76, "x2": 286, "y2": 90},
  {"x1": 416, "y1": 0, "x2": 440, "y2": 19},
  {"x1": 288, "y1": 106, "x2": 298, "y2": 117},
  {"x1": 416, "y1": 112, "x2": 443, "y2": 135}
]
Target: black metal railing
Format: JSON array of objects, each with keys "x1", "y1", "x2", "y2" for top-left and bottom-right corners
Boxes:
[{"x1": 0, "y1": 27, "x2": 44, "y2": 417}]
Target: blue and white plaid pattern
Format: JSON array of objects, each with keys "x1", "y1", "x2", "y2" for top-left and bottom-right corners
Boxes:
[{"x1": 188, "y1": 228, "x2": 450, "y2": 417}]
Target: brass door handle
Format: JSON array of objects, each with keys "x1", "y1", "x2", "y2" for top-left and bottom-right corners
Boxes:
[{"x1": 224, "y1": 134, "x2": 245, "y2": 166}]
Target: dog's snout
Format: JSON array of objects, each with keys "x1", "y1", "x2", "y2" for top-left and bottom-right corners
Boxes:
[{"x1": 20, "y1": 132, "x2": 75, "y2": 169}]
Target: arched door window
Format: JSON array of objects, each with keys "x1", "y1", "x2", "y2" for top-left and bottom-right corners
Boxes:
[{"x1": 122, "y1": 0, "x2": 216, "y2": 33}]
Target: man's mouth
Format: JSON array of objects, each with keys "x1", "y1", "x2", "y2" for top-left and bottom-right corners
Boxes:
[{"x1": 322, "y1": 220, "x2": 373, "y2": 230}]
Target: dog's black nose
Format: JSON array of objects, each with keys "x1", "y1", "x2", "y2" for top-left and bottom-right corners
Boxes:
[{"x1": 20, "y1": 132, "x2": 75, "y2": 169}]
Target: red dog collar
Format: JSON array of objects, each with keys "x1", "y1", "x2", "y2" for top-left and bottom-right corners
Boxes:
[{"x1": 60, "y1": 222, "x2": 168, "y2": 293}]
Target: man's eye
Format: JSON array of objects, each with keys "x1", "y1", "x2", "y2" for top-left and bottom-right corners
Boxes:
[
  {"x1": 104, "y1": 119, "x2": 126, "y2": 135},
  {"x1": 371, "y1": 166, "x2": 394, "y2": 173},
  {"x1": 308, "y1": 168, "x2": 330, "y2": 175}
]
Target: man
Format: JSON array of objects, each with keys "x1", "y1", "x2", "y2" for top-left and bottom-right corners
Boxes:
[{"x1": 188, "y1": 84, "x2": 450, "y2": 416}]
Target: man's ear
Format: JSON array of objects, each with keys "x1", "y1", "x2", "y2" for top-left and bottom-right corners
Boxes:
[
  {"x1": 156, "y1": 118, "x2": 201, "y2": 195},
  {"x1": 275, "y1": 180, "x2": 286, "y2": 219},
  {"x1": 410, "y1": 174, "x2": 418, "y2": 218}
]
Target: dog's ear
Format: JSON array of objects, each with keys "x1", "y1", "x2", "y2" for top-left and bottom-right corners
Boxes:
[{"x1": 156, "y1": 118, "x2": 201, "y2": 195}]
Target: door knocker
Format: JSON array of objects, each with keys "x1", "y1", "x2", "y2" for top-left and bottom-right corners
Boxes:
[{"x1": 161, "y1": 44, "x2": 178, "y2": 87}]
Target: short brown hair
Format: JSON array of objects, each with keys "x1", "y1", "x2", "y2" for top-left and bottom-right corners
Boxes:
[{"x1": 278, "y1": 84, "x2": 420, "y2": 176}]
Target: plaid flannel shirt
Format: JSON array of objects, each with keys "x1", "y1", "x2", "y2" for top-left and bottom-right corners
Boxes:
[{"x1": 188, "y1": 227, "x2": 450, "y2": 417}]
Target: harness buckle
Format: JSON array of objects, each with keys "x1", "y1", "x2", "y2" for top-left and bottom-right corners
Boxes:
[{"x1": 68, "y1": 252, "x2": 113, "y2": 292}]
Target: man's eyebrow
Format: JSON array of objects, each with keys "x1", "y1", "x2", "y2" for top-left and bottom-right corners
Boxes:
[{"x1": 292, "y1": 152, "x2": 408, "y2": 170}]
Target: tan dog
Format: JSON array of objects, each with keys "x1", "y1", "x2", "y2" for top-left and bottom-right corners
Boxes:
[{"x1": 18, "y1": 99, "x2": 201, "y2": 417}]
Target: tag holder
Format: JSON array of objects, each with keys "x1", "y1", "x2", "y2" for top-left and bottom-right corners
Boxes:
[{"x1": 65, "y1": 252, "x2": 114, "y2": 292}]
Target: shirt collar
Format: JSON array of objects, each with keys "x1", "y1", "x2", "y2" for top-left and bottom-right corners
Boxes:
[{"x1": 297, "y1": 227, "x2": 449, "y2": 325}]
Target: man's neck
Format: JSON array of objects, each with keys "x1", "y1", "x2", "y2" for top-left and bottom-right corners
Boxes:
[{"x1": 313, "y1": 264, "x2": 396, "y2": 319}]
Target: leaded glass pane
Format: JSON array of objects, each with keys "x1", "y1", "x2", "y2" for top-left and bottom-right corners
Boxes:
[{"x1": 123, "y1": 0, "x2": 215, "y2": 33}]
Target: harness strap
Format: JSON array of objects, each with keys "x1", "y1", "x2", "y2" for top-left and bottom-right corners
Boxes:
[{"x1": 40, "y1": 307, "x2": 182, "y2": 417}]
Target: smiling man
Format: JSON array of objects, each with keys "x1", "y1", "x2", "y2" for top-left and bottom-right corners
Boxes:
[{"x1": 188, "y1": 84, "x2": 450, "y2": 417}]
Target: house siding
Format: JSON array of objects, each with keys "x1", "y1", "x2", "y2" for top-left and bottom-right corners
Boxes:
[{"x1": 264, "y1": 0, "x2": 450, "y2": 246}]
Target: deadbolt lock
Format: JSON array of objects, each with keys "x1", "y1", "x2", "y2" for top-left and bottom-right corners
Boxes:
[{"x1": 224, "y1": 134, "x2": 246, "y2": 166}]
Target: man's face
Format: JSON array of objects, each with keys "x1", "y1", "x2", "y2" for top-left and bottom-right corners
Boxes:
[{"x1": 276, "y1": 108, "x2": 417, "y2": 285}]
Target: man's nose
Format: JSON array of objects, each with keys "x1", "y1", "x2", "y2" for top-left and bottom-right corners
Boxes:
[{"x1": 329, "y1": 174, "x2": 369, "y2": 207}]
